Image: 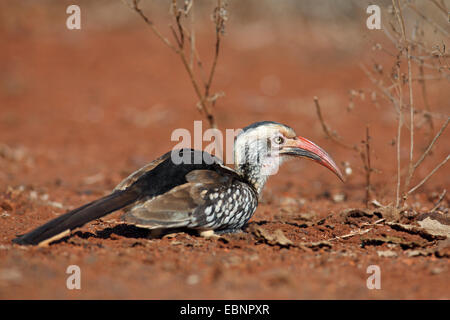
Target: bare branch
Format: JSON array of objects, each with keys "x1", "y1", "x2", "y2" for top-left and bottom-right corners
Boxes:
[
  {"x1": 395, "y1": 103, "x2": 403, "y2": 208},
  {"x1": 407, "y1": 3, "x2": 449, "y2": 37},
  {"x1": 314, "y1": 97, "x2": 377, "y2": 206},
  {"x1": 407, "y1": 154, "x2": 449, "y2": 195},
  {"x1": 360, "y1": 125, "x2": 373, "y2": 206},
  {"x1": 126, "y1": 0, "x2": 178, "y2": 52},
  {"x1": 393, "y1": 0, "x2": 415, "y2": 206},
  {"x1": 418, "y1": 62, "x2": 435, "y2": 137},
  {"x1": 205, "y1": 0, "x2": 224, "y2": 98},
  {"x1": 429, "y1": 0, "x2": 448, "y2": 15},
  {"x1": 360, "y1": 64, "x2": 401, "y2": 113},
  {"x1": 394, "y1": 56, "x2": 404, "y2": 208},
  {"x1": 431, "y1": 189, "x2": 447, "y2": 212},
  {"x1": 313, "y1": 97, "x2": 356, "y2": 151},
  {"x1": 412, "y1": 117, "x2": 449, "y2": 171},
  {"x1": 362, "y1": 0, "x2": 449, "y2": 208},
  {"x1": 189, "y1": 0, "x2": 195, "y2": 69},
  {"x1": 124, "y1": 0, "x2": 225, "y2": 129}
]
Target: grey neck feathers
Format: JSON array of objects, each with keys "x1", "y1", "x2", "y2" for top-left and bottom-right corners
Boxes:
[
  {"x1": 234, "y1": 140, "x2": 273, "y2": 195},
  {"x1": 236, "y1": 162, "x2": 269, "y2": 195}
]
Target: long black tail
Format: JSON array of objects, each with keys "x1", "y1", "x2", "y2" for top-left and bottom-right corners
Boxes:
[{"x1": 12, "y1": 189, "x2": 139, "y2": 246}]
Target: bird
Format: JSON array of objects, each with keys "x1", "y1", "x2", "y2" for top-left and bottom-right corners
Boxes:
[{"x1": 12, "y1": 121, "x2": 343, "y2": 246}]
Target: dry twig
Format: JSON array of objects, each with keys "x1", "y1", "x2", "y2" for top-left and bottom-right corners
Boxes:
[
  {"x1": 431, "y1": 189, "x2": 447, "y2": 212},
  {"x1": 313, "y1": 97, "x2": 374, "y2": 206},
  {"x1": 407, "y1": 154, "x2": 450, "y2": 195},
  {"x1": 361, "y1": 1, "x2": 449, "y2": 208},
  {"x1": 123, "y1": 0, "x2": 227, "y2": 129}
]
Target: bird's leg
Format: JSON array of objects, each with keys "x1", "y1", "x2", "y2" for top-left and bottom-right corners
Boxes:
[{"x1": 146, "y1": 228, "x2": 165, "y2": 239}]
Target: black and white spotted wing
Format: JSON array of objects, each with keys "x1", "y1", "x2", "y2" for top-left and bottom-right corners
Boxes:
[{"x1": 122, "y1": 168, "x2": 258, "y2": 232}]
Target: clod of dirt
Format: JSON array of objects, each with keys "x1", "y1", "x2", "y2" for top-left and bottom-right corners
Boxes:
[
  {"x1": 406, "y1": 250, "x2": 430, "y2": 257},
  {"x1": 373, "y1": 206, "x2": 403, "y2": 221},
  {"x1": 386, "y1": 221, "x2": 447, "y2": 241},
  {"x1": 361, "y1": 235, "x2": 427, "y2": 249},
  {"x1": 249, "y1": 225, "x2": 293, "y2": 247},
  {"x1": 295, "y1": 212, "x2": 316, "y2": 221},
  {"x1": 303, "y1": 240, "x2": 332, "y2": 250},
  {"x1": 278, "y1": 197, "x2": 306, "y2": 213},
  {"x1": 0, "y1": 199, "x2": 14, "y2": 211},
  {"x1": 417, "y1": 217, "x2": 450, "y2": 238},
  {"x1": 434, "y1": 239, "x2": 450, "y2": 258},
  {"x1": 402, "y1": 239, "x2": 450, "y2": 258},
  {"x1": 400, "y1": 209, "x2": 419, "y2": 220},
  {"x1": 218, "y1": 232, "x2": 253, "y2": 244},
  {"x1": 340, "y1": 208, "x2": 381, "y2": 226}
]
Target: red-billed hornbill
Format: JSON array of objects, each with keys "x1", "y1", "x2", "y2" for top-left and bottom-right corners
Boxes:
[{"x1": 12, "y1": 121, "x2": 343, "y2": 246}]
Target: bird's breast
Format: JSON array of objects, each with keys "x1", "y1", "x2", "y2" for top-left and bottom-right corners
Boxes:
[{"x1": 197, "y1": 181, "x2": 258, "y2": 231}]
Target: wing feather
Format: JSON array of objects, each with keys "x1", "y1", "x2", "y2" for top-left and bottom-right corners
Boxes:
[
  {"x1": 123, "y1": 169, "x2": 235, "y2": 229},
  {"x1": 114, "y1": 152, "x2": 171, "y2": 191}
]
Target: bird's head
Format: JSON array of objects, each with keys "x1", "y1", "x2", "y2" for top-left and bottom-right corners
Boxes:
[{"x1": 234, "y1": 121, "x2": 343, "y2": 193}]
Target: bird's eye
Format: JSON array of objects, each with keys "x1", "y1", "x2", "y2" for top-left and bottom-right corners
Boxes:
[{"x1": 274, "y1": 136, "x2": 284, "y2": 145}]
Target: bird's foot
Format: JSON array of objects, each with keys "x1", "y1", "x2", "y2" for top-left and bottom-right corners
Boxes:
[{"x1": 198, "y1": 230, "x2": 221, "y2": 239}]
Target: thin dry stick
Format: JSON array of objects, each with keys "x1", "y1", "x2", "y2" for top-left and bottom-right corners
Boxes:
[
  {"x1": 407, "y1": 154, "x2": 450, "y2": 194},
  {"x1": 327, "y1": 228, "x2": 372, "y2": 241},
  {"x1": 429, "y1": 0, "x2": 448, "y2": 15},
  {"x1": 171, "y1": 0, "x2": 217, "y2": 128},
  {"x1": 205, "y1": 0, "x2": 223, "y2": 98},
  {"x1": 396, "y1": 72, "x2": 405, "y2": 208},
  {"x1": 189, "y1": 0, "x2": 195, "y2": 69},
  {"x1": 363, "y1": 126, "x2": 373, "y2": 206},
  {"x1": 126, "y1": 0, "x2": 177, "y2": 51},
  {"x1": 402, "y1": 117, "x2": 449, "y2": 202},
  {"x1": 395, "y1": 109, "x2": 403, "y2": 208},
  {"x1": 313, "y1": 97, "x2": 356, "y2": 151},
  {"x1": 125, "y1": 0, "x2": 224, "y2": 129},
  {"x1": 414, "y1": 14, "x2": 440, "y2": 139},
  {"x1": 360, "y1": 64, "x2": 401, "y2": 112},
  {"x1": 407, "y1": 2, "x2": 449, "y2": 37},
  {"x1": 358, "y1": 126, "x2": 372, "y2": 205},
  {"x1": 414, "y1": 109, "x2": 449, "y2": 121},
  {"x1": 431, "y1": 189, "x2": 447, "y2": 212},
  {"x1": 410, "y1": 117, "x2": 449, "y2": 176},
  {"x1": 327, "y1": 218, "x2": 385, "y2": 242},
  {"x1": 402, "y1": 117, "x2": 449, "y2": 200},
  {"x1": 419, "y1": 58, "x2": 435, "y2": 138},
  {"x1": 314, "y1": 97, "x2": 375, "y2": 206},
  {"x1": 406, "y1": 46, "x2": 415, "y2": 183},
  {"x1": 393, "y1": 0, "x2": 416, "y2": 205}
]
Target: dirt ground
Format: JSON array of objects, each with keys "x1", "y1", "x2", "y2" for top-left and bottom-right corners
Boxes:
[{"x1": 0, "y1": 1, "x2": 449, "y2": 299}]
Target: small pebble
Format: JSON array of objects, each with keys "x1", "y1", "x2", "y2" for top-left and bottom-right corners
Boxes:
[
  {"x1": 186, "y1": 274, "x2": 199, "y2": 285},
  {"x1": 377, "y1": 250, "x2": 398, "y2": 258}
]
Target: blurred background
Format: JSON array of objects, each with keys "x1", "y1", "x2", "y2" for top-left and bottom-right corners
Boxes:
[
  {"x1": 1, "y1": 1, "x2": 448, "y2": 197},
  {"x1": 0, "y1": 0, "x2": 448, "y2": 299}
]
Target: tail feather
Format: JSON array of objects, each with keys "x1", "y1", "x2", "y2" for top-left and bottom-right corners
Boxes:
[{"x1": 12, "y1": 190, "x2": 139, "y2": 246}]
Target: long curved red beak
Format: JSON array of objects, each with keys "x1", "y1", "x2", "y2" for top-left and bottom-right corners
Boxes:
[{"x1": 281, "y1": 136, "x2": 344, "y2": 182}]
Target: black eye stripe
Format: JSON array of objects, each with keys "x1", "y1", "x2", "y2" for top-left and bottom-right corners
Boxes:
[{"x1": 266, "y1": 138, "x2": 272, "y2": 150}]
